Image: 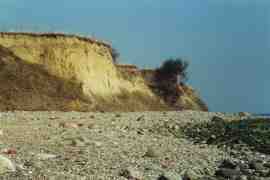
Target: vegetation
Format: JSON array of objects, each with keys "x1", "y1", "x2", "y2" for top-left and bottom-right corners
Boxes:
[
  {"x1": 156, "y1": 58, "x2": 189, "y2": 84},
  {"x1": 151, "y1": 58, "x2": 189, "y2": 107}
]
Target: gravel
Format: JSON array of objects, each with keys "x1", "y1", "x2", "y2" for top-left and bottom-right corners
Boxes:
[{"x1": 0, "y1": 110, "x2": 267, "y2": 179}]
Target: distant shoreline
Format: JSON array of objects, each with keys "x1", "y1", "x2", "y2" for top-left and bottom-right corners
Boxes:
[{"x1": 252, "y1": 113, "x2": 270, "y2": 118}]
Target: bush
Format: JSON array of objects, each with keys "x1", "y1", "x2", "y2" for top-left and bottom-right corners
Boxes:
[{"x1": 157, "y1": 58, "x2": 189, "y2": 83}]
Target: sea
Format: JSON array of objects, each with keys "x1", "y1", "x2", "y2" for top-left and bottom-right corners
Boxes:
[{"x1": 252, "y1": 113, "x2": 270, "y2": 118}]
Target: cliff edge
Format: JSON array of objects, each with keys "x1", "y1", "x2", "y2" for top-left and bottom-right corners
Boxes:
[{"x1": 0, "y1": 32, "x2": 207, "y2": 111}]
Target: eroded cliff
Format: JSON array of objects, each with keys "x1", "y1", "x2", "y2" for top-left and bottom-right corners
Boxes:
[{"x1": 0, "y1": 32, "x2": 207, "y2": 111}]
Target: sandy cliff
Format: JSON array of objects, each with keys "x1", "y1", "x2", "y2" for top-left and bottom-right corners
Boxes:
[{"x1": 0, "y1": 32, "x2": 206, "y2": 111}]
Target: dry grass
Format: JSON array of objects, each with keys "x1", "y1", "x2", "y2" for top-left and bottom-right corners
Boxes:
[
  {"x1": 0, "y1": 31, "x2": 112, "y2": 49},
  {"x1": 91, "y1": 88, "x2": 170, "y2": 112},
  {"x1": 0, "y1": 45, "x2": 90, "y2": 111}
]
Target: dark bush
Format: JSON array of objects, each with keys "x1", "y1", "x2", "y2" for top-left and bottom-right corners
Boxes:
[{"x1": 157, "y1": 58, "x2": 189, "y2": 83}]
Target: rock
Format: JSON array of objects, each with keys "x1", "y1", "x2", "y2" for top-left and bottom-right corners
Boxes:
[
  {"x1": 77, "y1": 123, "x2": 84, "y2": 127},
  {"x1": 119, "y1": 167, "x2": 143, "y2": 180},
  {"x1": 0, "y1": 155, "x2": 16, "y2": 174},
  {"x1": 211, "y1": 116, "x2": 225, "y2": 123},
  {"x1": 249, "y1": 161, "x2": 265, "y2": 171},
  {"x1": 158, "y1": 172, "x2": 182, "y2": 180},
  {"x1": 247, "y1": 176, "x2": 262, "y2": 180},
  {"x1": 215, "y1": 168, "x2": 241, "y2": 179},
  {"x1": 93, "y1": 141, "x2": 102, "y2": 147},
  {"x1": 23, "y1": 161, "x2": 34, "y2": 167},
  {"x1": 89, "y1": 115, "x2": 95, "y2": 119},
  {"x1": 49, "y1": 116, "x2": 58, "y2": 120},
  {"x1": 59, "y1": 122, "x2": 79, "y2": 129},
  {"x1": 115, "y1": 114, "x2": 121, "y2": 118},
  {"x1": 70, "y1": 139, "x2": 85, "y2": 147},
  {"x1": 257, "y1": 169, "x2": 270, "y2": 177},
  {"x1": 220, "y1": 159, "x2": 237, "y2": 169},
  {"x1": 263, "y1": 162, "x2": 270, "y2": 168},
  {"x1": 143, "y1": 147, "x2": 158, "y2": 158},
  {"x1": 87, "y1": 123, "x2": 95, "y2": 129},
  {"x1": 236, "y1": 175, "x2": 248, "y2": 180},
  {"x1": 2, "y1": 148, "x2": 17, "y2": 155},
  {"x1": 182, "y1": 169, "x2": 200, "y2": 180},
  {"x1": 237, "y1": 161, "x2": 249, "y2": 170},
  {"x1": 36, "y1": 153, "x2": 58, "y2": 160},
  {"x1": 240, "y1": 168, "x2": 254, "y2": 176},
  {"x1": 136, "y1": 115, "x2": 144, "y2": 121},
  {"x1": 198, "y1": 176, "x2": 217, "y2": 180}
]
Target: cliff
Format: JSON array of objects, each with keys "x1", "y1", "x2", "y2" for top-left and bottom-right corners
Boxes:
[{"x1": 0, "y1": 32, "x2": 207, "y2": 111}]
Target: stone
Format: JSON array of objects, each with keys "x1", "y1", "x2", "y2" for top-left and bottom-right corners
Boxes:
[
  {"x1": 87, "y1": 123, "x2": 95, "y2": 129},
  {"x1": 136, "y1": 115, "x2": 144, "y2": 121},
  {"x1": 215, "y1": 168, "x2": 241, "y2": 179},
  {"x1": 198, "y1": 176, "x2": 217, "y2": 180},
  {"x1": 59, "y1": 122, "x2": 79, "y2": 129},
  {"x1": 119, "y1": 167, "x2": 143, "y2": 180},
  {"x1": 70, "y1": 139, "x2": 85, "y2": 147},
  {"x1": 158, "y1": 172, "x2": 182, "y2": 180},
  {"x1": 220, "y1": 159, "x2": 237, "y2": 169},
  {"x1": 211, "y1": 116, "x2": 225, "y2": 123},
  {"x1": 2, "y1": 148, "x2": 17, "y2": 155},
  {"x1": 0, "y1": 155, "x2": 16, "y2": 174},
  {"x1": 237, "y1": 162, "x2": 249, "y2": 171},
  {"x1": 49, "y1": 116, "x2": 58, "y2": 120},
  {"x1": 143, "y1": 147, "x2": 158, "y2": 158},
  {"x1": 256, "y1": 169, "x2": 270, "y2": 177},
  {"x1": 249, "y1": 161, "x2": 265, "y2": 171},
  {"x1": 236, "y1": 175, "x2": 248, "y2": 180},
  {"x1": 182, "y1": 169, "x2": 200, "y2": 180},
  {"x1": 89, "y1": 115, "x2": 95, "y2": 119},
  {"x1": 263, "y1": 162, "x2": 270, "y2": 168},
  {"x1": 247, "y1": 176, "x2": 262, "y2": 180},
  {"x1": 36, "y1": 153, "x2": 58, "y2": 160},
  {"x1": 240, "y1": 168, "x2": 254, "y2": 176},
  {"x1": 115, "y1": 114, "x2": 121, "y2": 118},
  {"x1": 93, "y1": 141, "x2": 102, "y2": 147},
  {"x1": 23, "y1": 161, "x2": 34, "y2": 167}
]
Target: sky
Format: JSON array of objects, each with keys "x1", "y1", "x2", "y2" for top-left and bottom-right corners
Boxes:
[{"x1": 0, "y1": 0, "x2": 269, "y2": 113}]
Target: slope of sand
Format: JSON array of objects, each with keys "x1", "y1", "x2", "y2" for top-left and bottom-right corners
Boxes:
[{"x1": 0, "y1": 32, "x2": 169, "y2": 111}]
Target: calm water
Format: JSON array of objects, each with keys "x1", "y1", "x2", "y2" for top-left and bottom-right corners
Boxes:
[{"x1": 253, "y1": 113, "x2": 270, "y2": 118}]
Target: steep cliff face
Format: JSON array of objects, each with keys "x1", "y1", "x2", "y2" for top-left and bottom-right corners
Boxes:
[
  {"x1": 0, "y1": 32, "x2": 206, "y2": 111},
  {"x1": 0, "y1": 32, "x2": 169, "y2": 111}
]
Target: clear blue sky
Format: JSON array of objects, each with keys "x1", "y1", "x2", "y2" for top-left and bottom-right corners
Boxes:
[{"x1": 0, "y1": 0, "x2": 269, "y2": 113}]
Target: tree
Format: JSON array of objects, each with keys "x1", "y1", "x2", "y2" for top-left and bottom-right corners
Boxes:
[{"x1": 156, "y1": 58, "x2": 189, "y2": 83}]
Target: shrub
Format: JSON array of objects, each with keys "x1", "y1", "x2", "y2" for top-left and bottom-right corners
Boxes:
[
  {"x1": 153, "y1": 58, "x2": 189, "y2": 105},
  {"x1": 156, "y1": 58, "x2": 189, "y2": 83}
]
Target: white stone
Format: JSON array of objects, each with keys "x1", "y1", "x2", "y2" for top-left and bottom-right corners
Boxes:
[
  {"x1": 36, "y1": 153, "x2": 58, "y2": 160},
  {"x1": 0, "y1": 155, "x2": 16, "y2": 174}
]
